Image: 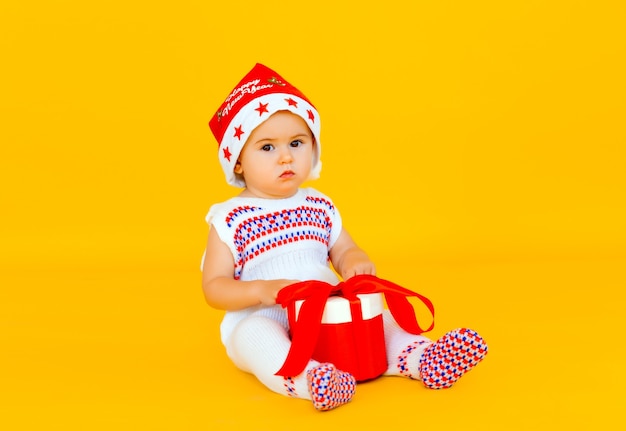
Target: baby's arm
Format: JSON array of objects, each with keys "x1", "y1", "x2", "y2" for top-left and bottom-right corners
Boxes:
[
  {"x1": 329, "y1": 229, "x2": 376, "y2": 280},
  {"x1": 201, "y1": 225, "x2": 296, "y2": 310}
]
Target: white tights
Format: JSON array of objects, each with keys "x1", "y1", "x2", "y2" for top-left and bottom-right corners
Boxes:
[{"x1": 224, "y1": 307, "x2": 433, "y2": 400}]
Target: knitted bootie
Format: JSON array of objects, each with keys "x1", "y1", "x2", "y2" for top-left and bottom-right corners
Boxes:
[
  {"x1": 306, "y1": 363, "x2": 356, "y2": 411},
  {"x1": 419, "y1": 328, "x2": 488, "y2": 389}
]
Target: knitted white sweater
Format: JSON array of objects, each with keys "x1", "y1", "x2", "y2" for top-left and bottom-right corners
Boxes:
[{"x1": 205, "y1": 187, "x2": 343, "y2": 344}]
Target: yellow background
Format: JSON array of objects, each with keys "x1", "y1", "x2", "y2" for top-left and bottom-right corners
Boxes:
[{"x1": 1, "y1": 1, "x2": 625, "y2": 429}]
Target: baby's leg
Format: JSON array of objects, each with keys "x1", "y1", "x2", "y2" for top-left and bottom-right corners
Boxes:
[
  {"x1": 226, "y1": 313, "x2": 309, "y2": 397},
  {"x1": 382, "y1": 310, "x2": 488, "y2": 388},
  {"x1": 383, "y1": 310, "x2": 433, "y2": 379},
  {"x1": 225, "y1": 312, "x2": 355, "y2": 410}
]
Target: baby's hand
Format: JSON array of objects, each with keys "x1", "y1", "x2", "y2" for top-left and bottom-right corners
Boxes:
[
  {"x1": 256, "y1": 279, "x2": 299, "y2": 306},
  {"x1": 342, "y1": 260, "x2": 376, "y2": 279}
]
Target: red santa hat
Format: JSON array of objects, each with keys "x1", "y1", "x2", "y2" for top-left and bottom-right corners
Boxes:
[{"x1": 209, "y1": 63, "x2": 321, "y2": 187}]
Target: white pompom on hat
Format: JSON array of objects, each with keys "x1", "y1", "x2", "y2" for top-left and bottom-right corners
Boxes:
[{"x1": 209, "y1": 63, "x2": 321, "y2": 187}]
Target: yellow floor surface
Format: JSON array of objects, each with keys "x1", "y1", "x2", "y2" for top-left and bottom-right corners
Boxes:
[{"x1": 2, "y1": 254, "x2": 624, "y2": 430}]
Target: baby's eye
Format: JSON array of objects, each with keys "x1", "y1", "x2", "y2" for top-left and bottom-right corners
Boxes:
[
  {"x1": 290, "y1": 140, "x2": 303, "y2": 148},
  {"x1": 261, "y1": 144, "x2": 274, "y2": 151}
]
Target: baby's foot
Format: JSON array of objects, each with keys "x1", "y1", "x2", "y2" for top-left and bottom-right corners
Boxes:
[
  {"x1": 419, "y1": 328, "x2": 488, "y2": 389},
  {"x1": 306, "y1": 363, "x2": 356, "y2": 411}
]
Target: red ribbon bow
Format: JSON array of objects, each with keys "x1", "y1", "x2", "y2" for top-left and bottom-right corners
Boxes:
[{"x1": 274, "y1": 274, "x2": 435, "y2": 377}]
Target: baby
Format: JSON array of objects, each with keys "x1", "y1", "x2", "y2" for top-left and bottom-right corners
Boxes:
[{"x1": 201, "y1": 63, "x2": 488, "y2": 411}]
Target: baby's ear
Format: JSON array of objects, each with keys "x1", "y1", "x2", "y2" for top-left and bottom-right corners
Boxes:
[{"x1": 234, "y1": 160, "x2": 243, "y2": 174}]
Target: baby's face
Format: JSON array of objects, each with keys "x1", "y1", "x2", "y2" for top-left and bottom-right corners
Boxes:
[{"x1": 234, "y1": 111, "x2": 315, "y2": 199}]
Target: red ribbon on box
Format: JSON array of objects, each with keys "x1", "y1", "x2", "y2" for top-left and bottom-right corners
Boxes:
[{"x1": 275, "y1": 274, "x2": 435, "y2": 379}]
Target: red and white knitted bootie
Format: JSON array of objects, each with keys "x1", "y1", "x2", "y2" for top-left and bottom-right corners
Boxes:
[
  {"x1": 306, "y1": 363, "x2": 356, "y2": 411},
  {"x1": 419, "y1": 328, "x2": 488, "y2": 389}
]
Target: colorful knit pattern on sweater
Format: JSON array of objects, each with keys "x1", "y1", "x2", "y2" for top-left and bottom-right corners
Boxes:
[{"x1": 207, "y1": 188, "x2": 342, "y2": 281}]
